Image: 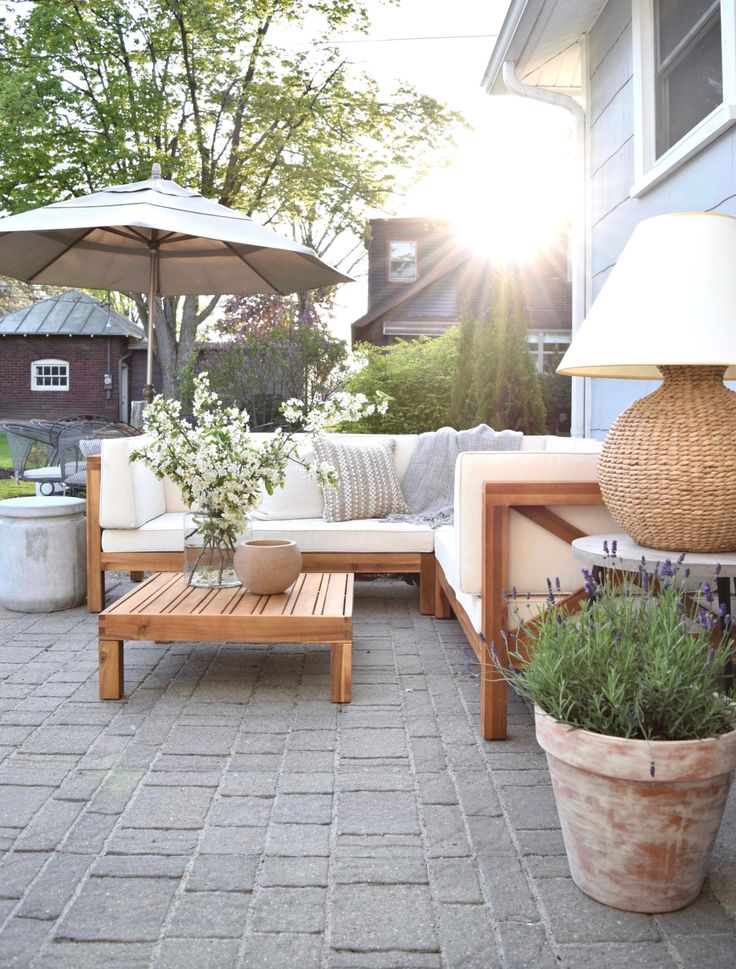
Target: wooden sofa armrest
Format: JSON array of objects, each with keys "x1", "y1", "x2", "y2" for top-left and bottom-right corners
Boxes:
[{"x1": 480, "y1": 480, "x2": 605, "y2": 740}]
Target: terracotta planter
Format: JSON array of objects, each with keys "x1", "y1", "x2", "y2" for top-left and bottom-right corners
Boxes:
[
  {"x1": 233, "y1": 539, "x2": 302, "y2": 595},
  {"x1": 535, "y1": 707, "x2": 736, "y2": 913}
]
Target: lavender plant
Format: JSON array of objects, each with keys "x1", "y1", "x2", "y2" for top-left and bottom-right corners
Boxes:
[{"x1": 493, "y1": 563, "x2": 735, "y2": 741}]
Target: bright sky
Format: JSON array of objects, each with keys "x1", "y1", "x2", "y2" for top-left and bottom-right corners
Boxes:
[{"x1": 308, "y1": 0, "x2": 575, "y2": 339}]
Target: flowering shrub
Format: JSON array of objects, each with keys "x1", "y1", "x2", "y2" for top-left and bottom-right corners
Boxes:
[
  {"x1": 131, "y1": 371, "x2": 388, "y2": 557},
  {"x1": 492, "y1": 555, "x2": 735, "y2": 741}
]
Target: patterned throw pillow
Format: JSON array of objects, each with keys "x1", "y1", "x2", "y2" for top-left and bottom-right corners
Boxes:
[{"x1": 314, "y1": 437, "x2": 409, "y2": 522}]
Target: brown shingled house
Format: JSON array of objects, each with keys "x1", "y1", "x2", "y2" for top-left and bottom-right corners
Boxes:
[{"x1": 351, "y1": 217, "x2": 573, "y2": 372}]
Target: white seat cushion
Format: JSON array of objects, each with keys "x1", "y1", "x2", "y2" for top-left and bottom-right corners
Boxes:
[
  {"x1": 101, "y1": 513, "x2": 187, "y2": 553},
  {"x1": 250, "y1": 517, "x2": 434, "y2": 553}
]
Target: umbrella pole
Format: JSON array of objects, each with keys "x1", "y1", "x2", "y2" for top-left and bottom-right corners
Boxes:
[{"x1": 143, "y1": 235, "x2": 159, "y2": 404}]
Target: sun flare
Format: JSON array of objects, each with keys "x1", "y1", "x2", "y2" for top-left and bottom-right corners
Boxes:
[{"x1": 406, "y1": 98, "x2": 575, "y2": 264}]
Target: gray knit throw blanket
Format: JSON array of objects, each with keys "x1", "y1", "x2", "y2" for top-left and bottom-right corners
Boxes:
[{"x1": 385, "y1": 425, "x2": 523, "y2": 529}]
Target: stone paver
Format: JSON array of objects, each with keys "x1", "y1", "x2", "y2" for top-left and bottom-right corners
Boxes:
[{"x1": 0, "y1": 579, "x2": 733, "y2": 968}]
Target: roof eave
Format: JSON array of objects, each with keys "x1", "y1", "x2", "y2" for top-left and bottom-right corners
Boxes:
[{"x1": 481, "y1": 0, "x2": 546, "y2": 94}]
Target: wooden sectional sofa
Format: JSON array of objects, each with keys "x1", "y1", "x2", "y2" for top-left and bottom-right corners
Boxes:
[{"x1": 86, "y1": 433, "x2": 616, "y2": 739}]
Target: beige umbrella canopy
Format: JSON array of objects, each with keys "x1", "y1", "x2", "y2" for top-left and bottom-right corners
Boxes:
[{"x1": 0, "y1": 164, "x2": 351, "y2": 400}]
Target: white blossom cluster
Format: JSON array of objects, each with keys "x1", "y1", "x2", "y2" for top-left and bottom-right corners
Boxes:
[
  {"x1": 282, "y1": 390, "x2": 389, "y2": 435},
  {"x1": 131, "y1": 372, "x2": 386, "y2": 547}
]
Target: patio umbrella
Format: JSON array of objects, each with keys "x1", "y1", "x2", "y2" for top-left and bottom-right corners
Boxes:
[{"x1": 0, "y1": 164, "x2": 351, "y2": 400}]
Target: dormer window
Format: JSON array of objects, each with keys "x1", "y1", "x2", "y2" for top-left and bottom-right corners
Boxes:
[{"x1": 388, "y1": 241, "x2": 417, "y2": 282}]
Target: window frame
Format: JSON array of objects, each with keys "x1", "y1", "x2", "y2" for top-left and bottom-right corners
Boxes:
[
  {"x1": 31, "y1": 358, "x2": 70, "y2": 392},
  {"x1": 632, "y1": 0, "x2": 736, "y2": 197},
  {"x1": 386, "y1": 240, "x2": 418, "y2": 283},
  {"x1": 527, "y1": 332, "x2": 571, "y2": 374}
]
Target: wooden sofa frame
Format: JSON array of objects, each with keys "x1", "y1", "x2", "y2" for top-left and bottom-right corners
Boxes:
[
  {"x1": 86, "y1": 455, "x2": 435, "y2": 615},
  {"x1": 435, "y1": 480, "x2": 605, "y2": 741}
]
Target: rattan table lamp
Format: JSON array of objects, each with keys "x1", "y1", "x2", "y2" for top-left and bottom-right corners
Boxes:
[{"x1": 557, "y1": 211, "x2": 736, "y2": 553}]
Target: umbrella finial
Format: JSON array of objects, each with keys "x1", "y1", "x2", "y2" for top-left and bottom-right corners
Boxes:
[{"x1": 151, "y1": 163, "x2": 162, "y2": 180}]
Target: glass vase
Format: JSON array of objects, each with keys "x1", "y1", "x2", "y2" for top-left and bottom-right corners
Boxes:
[{"x1": 184, "y1": 513, "x2": 242, "y2": 589}]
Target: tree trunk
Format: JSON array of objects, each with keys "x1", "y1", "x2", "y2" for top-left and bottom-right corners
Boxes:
[{"x1": 137, "y1": 295, "x2": 204, "y2": 399}]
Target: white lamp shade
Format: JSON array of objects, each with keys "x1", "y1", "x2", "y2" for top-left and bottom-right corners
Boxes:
[{"x1": 557, "y1": 212, "x2": 736, "y2": 379}]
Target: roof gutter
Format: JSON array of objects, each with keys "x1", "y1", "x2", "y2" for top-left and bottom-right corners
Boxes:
[
  {"x1": 500, "y1": 60, "x2": 588, "y2": 438},
  {"x1": 482, "y1": 0, "x2": 542, "y2": 93}
]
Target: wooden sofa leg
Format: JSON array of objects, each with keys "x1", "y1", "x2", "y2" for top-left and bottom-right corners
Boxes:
[
  {"x1": 480, "y1": 645, "x2": 507, "y2": 740},
  {"x1": 130, "y1": 571, "x2": 145, "y2": 582},
  {"x1": 87, "y1": 568, "x2": 105, "y2": 613},
  {"x1": 419, "y1": 554, "x2": 435, "y2": 615},
  {"x1": 434, "y1": 571, "x2": 452, "y2": 620}
]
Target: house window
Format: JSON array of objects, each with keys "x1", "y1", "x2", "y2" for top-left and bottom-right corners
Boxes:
[
  {"x1": 388, "y1": 241, "x2": 417, "y2": 282},
  {"x1": 655, "y1": 1, "x2": 722, "y2": 158},
  {"x1": 31, "y1": 359, "x2": 69, "y2": 391},
  {"x1": 527, "y1": 333, "x2": 571, "y2": 374},
  {"x1": 632, "y1": 1, "x2": 735, "y2": 195}
]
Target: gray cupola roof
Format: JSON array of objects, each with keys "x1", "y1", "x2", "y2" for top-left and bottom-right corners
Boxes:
[{"x1": 0, "y1": 289, "x2": 144, "y2": 338}]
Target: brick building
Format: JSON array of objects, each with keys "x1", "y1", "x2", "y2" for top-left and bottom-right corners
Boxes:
[
  {"x1": 0, "y1": 290, "x2": 147, "y2": 421},
  {"x1": 351, "y1": 217, "x2": 572, "y2": 370}
]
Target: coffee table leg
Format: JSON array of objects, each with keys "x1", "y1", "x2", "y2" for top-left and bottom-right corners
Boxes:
[
  {"x1": 330, "y1": 641, "x2": 352, "y2": 703},
  {"x1": 99, "y1": 638, "x2": 124, "y2": 699}
]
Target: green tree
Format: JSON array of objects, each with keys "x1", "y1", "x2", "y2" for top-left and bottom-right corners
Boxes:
[
  {"x1": 449, "y1": 308, "x2": 479, "y2": 429},
  {"x1": 0, "y1": 0, "x2": 462, "y2": 397},
  {"x1": 539, "y1": 349, "x2": 572, "y2": 434},
  {"x1": 455, "y1": 271, "x2": 547, "y2": 433},
  {"x1": 345, "y1": 330, "x2": 460, "y2": 434},
  {"x1": 203, "y1": 294, "x2": 349, "y2": 424}
]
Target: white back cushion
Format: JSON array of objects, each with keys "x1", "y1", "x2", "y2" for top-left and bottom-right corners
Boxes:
[
  {"x1": 454, "y1": 448, "x2": 615, "y2": 596},
  {"x1": 99, "y1": 435, "x2": 166, "y2": 529},
  {"x1": 251, "y1": 432, "x2": 419, "y2": 521}
]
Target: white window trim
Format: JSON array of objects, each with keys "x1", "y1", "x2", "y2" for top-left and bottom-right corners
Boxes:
[
  {"x1": 31, "y1": 358, "x2": 69, "y2": 392},
  {"x1": 387, "y1": 240, "x2": 418, "y2": 283},
  {"x1": 631, "y1": 0, "x2": 736, "y2": 197}
]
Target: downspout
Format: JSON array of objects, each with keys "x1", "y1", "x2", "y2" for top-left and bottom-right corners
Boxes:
[{"x1": 501, "y1": 60, "x2": 588, "y2": 438}]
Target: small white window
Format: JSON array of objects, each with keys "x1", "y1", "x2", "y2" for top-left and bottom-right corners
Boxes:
[
  {"x1": 31, "y1": 359, "x2": 69, "y2": 391},
  {"x1": 632, "y1": 1, "x2": 736, "y2": 195},
  {"x1": 527, "y1": 333, "x2": 571, "y2": 373},
  {"x1": 388, "y1": 241, "x2": 417, "y2": 282}
]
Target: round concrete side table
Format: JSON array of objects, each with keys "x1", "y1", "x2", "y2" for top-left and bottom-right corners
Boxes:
[{"x1": 0, "y1": 496, "x2": 87, "y2": 612}]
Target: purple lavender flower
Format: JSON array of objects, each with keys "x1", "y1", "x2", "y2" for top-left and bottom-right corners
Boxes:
[
  {"x1": 703, "y1": 582, "x2": 714, "y2": 605},
  {"x1": 611, "y1": 539, "x2": 618, "y2": 556},
  {"x1": 555, "y1": 577, "x2": 562, "y2": 592},
  {"x1": 676, "y1": 552, "x2": 685, "y2": 565},
  {"x1": 603, "y1": 539, "x2": 609, "y2": 555},
  {"x1": 715, "y1": 562, "x2": 722, "y2": 576},
  {"x1": 660, "y1": 559, "x2": 674, "y2": 577},
  {"x1": 613, "y1": 629, "x2": 622, "y2": 644},
  {"x1": 650, "y1": 761, "x2": 656, "y2": 778}
]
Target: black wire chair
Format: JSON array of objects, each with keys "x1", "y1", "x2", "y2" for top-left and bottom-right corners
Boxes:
[{"x1": 0, "y1": 417, "x2": 140, "y2": 496}]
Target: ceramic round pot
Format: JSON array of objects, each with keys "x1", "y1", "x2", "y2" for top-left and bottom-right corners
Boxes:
[
  {"x1": 233, "y1": 539, "x2": 302, "y2": 595},
  {"x1": 534, "y1": 706, "x2": 736, "y2": 913}
]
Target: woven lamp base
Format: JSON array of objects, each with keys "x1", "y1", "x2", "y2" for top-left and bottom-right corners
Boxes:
[{"x1": 598, "y1": 366, "x2": 736, "y2": 553}]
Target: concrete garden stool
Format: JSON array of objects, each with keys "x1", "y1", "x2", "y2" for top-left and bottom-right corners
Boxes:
[{"x1": 0, "y1": 496, "x2": 87, "y2": 611}]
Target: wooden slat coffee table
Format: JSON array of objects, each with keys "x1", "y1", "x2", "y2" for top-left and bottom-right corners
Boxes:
[{"x1": 98, "y1": 571, "x2": 353, "y2": 702}]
